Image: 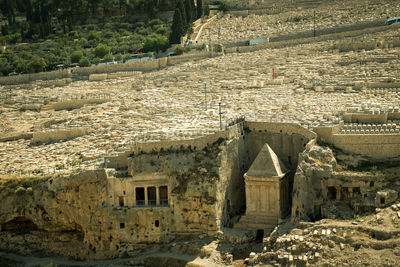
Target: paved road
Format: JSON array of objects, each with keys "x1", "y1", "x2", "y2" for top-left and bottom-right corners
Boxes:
[{"x1": 225, "y1": 19, "x2": 386, "y2": 47}]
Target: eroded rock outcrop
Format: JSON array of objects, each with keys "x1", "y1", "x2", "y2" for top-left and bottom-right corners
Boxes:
[{"x1": 292, "y1": 140, "x2": 400, "y2": 222}]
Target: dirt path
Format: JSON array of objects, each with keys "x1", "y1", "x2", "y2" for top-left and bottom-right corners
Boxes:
[{"x1": 0, "y1": 251, "x2": 200, "y2": 267}]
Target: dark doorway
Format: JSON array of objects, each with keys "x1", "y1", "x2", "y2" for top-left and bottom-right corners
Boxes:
[
  {"x1": 159, "y1": 186, "x2": 168, "y2": 206},
  {"x1": 136, "y1": 187, "x2": 145, "y2": 206},
  {"x1": 118, "y1": 196, "x2": 124, "y2": 207},
  {"x1": 255, "y1": 229, "x2": 264, "y2": 243},
  {"x1": 327, "y1": 187, "x2": 337, "y2": 200},
  {"x1": 147, "y1": 187, "x2": 156, "y2": 206}
]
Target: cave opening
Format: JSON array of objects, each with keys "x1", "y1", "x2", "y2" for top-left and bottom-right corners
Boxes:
[{"x1": 1, "y1": 217, "x2": 38, "y2": 234}]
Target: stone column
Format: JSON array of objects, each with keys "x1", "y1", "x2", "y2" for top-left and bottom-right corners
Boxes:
[
  {"x1": 145, "y1": 186, "x2": 148, "y2": 206},
  {"x1": 349, "y1": 188, "x2": 353, "y2": 198},
  {"x1": 133, "y1": 187, "x2": 136, "y2": 207},
  {"x1": 156, "y1": 186, "x2": 160, "y2": 206},
  {"x1": 335, "y1": 186, "x2": 341, "y2": 201}
]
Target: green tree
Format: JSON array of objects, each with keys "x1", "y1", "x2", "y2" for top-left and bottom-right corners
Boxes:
[
  {"x1": 87, "y1": 31, "x2": 100, "y2": 42},
  {"x1": 92, "y1": 57, "x2": 100, "y2": 65},
  {"x1": 122, "y1": 54, "x2": 131, "y2": 62},
  {"x1": 176, "y1": 0, "x2": 186, "y2": 29},
  {"x1": 203, "y1": 4, "x2": 209, "y2": 16},
  {"x1": 0, "y1": 0, "x2": 16, "y2": 25},
  {"x1": 29, "y1": 56, "x2": 46, "y2": 73},
  {"x1": 191, "y1": 0, "x2": 196, "y2": 21},
  {"x1": 94, "y1": 44, "x2": 110, "y2": 58},
  {"x1": 0, "y1": 57, "x2": 12, "y2": 75},
  {"x1": 71, "y1": 50, "x2": 83, "y2": 63},
  {"x1": 143, "y1": 34, "x2": 169, "y2": 53},
  {"x1": 103, "y1": 53, "x2": 113, "y2": 62},
  {"x1": 197, "y1": 0, "x2": 202, "y2": 19},
  {"x1": 218, "y1": 1, "x2": 228, "y2": 12},
  {"x1": 79, "y1": 56, "x2": 90, "y2": 67},
  {"x1": 169, "y1": 6, "x2": 184, "y2": 44},
  {"x1": 114, "y1": 53, "x2": 122, "y2": 62},
  {"x1": 12, "y1": 56, "x2": 28, "y2": 73},
  {"x1": 184, "y1": 0, "x2": 192, "y2": 23}
]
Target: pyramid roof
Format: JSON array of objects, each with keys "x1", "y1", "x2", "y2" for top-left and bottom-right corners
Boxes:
[{"x1": 246, "y1": 143, "x2": 289, "y2": 177}]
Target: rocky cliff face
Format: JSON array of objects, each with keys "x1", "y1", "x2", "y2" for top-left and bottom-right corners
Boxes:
[
  {"x1": 291, "y1": 140, "x2": 337, "y2": 221},
  {"x1": 0, "y1": 170, "x2": 108, "y2": 259},
  {"x1": 0, "y1": 138, "x2": 243, "y2": 260},
  {"x1": 292, "y1": 140, "x2": 400, "y2": 222}
]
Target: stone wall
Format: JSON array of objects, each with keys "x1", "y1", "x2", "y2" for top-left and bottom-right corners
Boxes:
[
  {"x1": 0, "y1": 69, "x2": 71, "y2": 85},
  {"x1": 105, "y1": 122, "x2": 243, "y2": 171},
  {"x1": 204, "y1": 0, "x2": 277, "y2": 10},
  {"x1": 244, "y1": 121, "x2": 316, "y2": 169},
  {"x1": 166, "y1": 52, "x2": 215, "y2": 66},
  {"x1": 31, "y1": 128, "x2": 88, "y2": 145},
  {"x1": 50, "y1": 99, "x2": 109, "y2": 111},
  {"x1": 0, "y1": 52, "x2": 216, "y2": 85},
  {"x1": 343, "y1": 113, "x2": 387, "y2": 124},
  {"x1": 314, "y1": 126, "x2": 400, "y2": 159}
]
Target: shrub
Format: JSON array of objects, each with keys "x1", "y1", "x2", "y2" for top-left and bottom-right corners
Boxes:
[
  {"x1": 104, "y1": 23, "x2": 113, "y2": 31},
  {"x1": 174, "y1": 46, "x2": 185, "y2": 55},
  {"x1": 68, "y1": 30, "x2": 79, "y2": 39},
  {"x1": 6, "y1": 32, "x2": 22, "y2": 44},
  {"x1": 79, "y1": 38, "x2": 89, "y2": 48},
  {"x1": 135, "y1": 26, "x2": 150, "y2": 36},
  {"x1": 94, "y1": 44, "x2": 111, "y2": 58},
  {"x1": 0, "y1": 57, "x2": 12, "y2": 75},
  {"x1": 15, "y1": 186, "x2": 26, "y2": 195},
  {"x1": 87, "y1": 31, "x2": 100, "y2": 41},
  {"x1": 134, "y1": 22, "x2": 145, "y2": 28},
  {"x1": 104, "y1": 53, "x2": 113, "y2": 62},
  {"x1": 29, "y1": 56, "x2": 47, "y2": 73},
  {"x1": 102, "y1": 30, "x2": 115, "y2": 39},
  {"x1": 79, "y1": 57, "x2": 90, "y2": 67},
  {"x1": 149, "y1": 19, "x2": 163, "y2": 28},
  {"x1": 86, "y1": 24, "x2": 97, "y2": 31},
  {"x1": 92, "y1": 57, "x2": 100, "y2": 65},
  {"x1": 12, "y1": 57, "x2": 28, "y2": 73},
  {"x1": 26, "y1": 187, "x2": 33, "y2": 195},
  {"x1": 44, "y1": 53, "x2": 60, "y2": 69},
  {"x1": 217, "y1": 1, "x2": 229, "y2": 12},
  {"x1": 119, "y1": 22, "x2": 132, "y2": 31},
  {"x1": 154, "y1": 25, "x2": 167, "y2": 35},
  {"x1": 114, "y1": 53, "x2": 122, "y2": 62},
  {"x1": 119, "y1": 29, "x2": 131, "y2": 36},
  {"x1": 130, "y1": 33, "x2": 145, "y2": 43},
  {"x1": 122, "y1": 54, "x2": 131, "y2": 62},
  {"x1": 143, "y1": 34, "x2": 169, "y2": 53},
  {"x1": 71, "y1": 50, "x2": 83, "y2": 63}
]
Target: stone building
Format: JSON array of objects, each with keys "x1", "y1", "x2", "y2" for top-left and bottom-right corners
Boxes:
[{"x1": 235, "y1": 143, "x2": 290, "y2": 231}]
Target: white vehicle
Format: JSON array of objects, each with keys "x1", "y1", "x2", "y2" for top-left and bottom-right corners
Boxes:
[{"x1": 386, "y1": 17, "x2": 400, "y2": 25}]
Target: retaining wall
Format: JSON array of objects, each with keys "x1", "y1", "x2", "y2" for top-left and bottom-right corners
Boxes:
[
  {"x1": 105, "y1": 122, "x2": 244, "y2": 170},
  {"x1": 331, "y1": 134, "x2": 400, "y2": 159},
  {"x1": 50, "y1": 98, "x2": 109, "y2": 111},
  {"x1": 1, "y1": 52, "x2": 215, "y2": 85},
  {"x1": 314, "y1": 126, "x2": 400, "y2": 159},
  {"x1": 244, "y1": 121, "x2": 316, "y2": 170},
  {"x1": 343, "y1": 113, "x2": 387, "y2": 124},
  {"x1": 0, "y1": 69, "x2": 71, "y2": 85},
  {"x1": 31, "y1": 128, "x2": 88, "y2": 145},
  {"x1": 166, "y1": 52, "x2": 215, "y2": 65}
]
